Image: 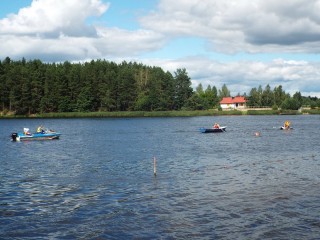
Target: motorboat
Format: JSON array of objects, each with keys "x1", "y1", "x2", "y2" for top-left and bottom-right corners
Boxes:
[{"x1": 11, "y1": 128, "x2": 61, "y2": 141}]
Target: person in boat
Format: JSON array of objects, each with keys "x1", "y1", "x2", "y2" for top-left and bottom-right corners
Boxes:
[
  {"x1": 24, "y1": 128, "x2": 31, "y2": 135},
  {"x1": 284, "y1": 121, "x2": 290, "y2": 129},
  {"x1": 37, "y1": 125, "x2": 45, "y2": 133},
  {"x1": 213, "y1": 123, "x2": 220, "y2": 129}
]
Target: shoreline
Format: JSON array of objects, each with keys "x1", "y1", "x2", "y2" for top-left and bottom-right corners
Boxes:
[{"x1": 1, "y1": 109, "x2": 319, "y2": 118}]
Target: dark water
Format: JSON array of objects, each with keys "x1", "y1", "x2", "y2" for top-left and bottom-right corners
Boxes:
[{"x1": 1, "y1": 115, "x2": 320, "y2": 239}]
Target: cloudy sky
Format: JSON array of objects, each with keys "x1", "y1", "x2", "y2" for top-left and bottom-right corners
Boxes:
[{"x1": 1, "y1": 0, "x2": 320, "y2": 97}]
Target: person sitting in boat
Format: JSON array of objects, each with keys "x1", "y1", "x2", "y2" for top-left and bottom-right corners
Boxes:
[
  {"x1": 24, "y1": 128, "x2": 31, "y2": 135},
  {"x1": 37, "y1": 125, "x2": 45, "y2": 133},
  {"x1": 213, "y1": 123, "x2": 220, "y2": 129},
  {"x1": 284, "y1": 121, "x2": 290, "y2": 129}
]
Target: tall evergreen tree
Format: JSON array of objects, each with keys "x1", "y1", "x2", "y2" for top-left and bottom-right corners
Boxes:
[
  {"x1": 293, "y1": 91, "x2": 303, "y2": 107},
  {"x1": 273, "y1": 85, "x2": 286, "y2": 107},
  {"x1": 261, "y1": 84, "x2": 274, "y2": 106},
  {"x1": 196, "y1": 83, "x2": 204, "y2": 95},
  {"x1": 248, "y1": 87, "x2": 261, "y2": 106},
  {"x1": 117, "y1": 62, "x2": 137, "y2": 111},
  {"x1": 173, "y1": 68, "x2": 193, "y2": 110},
  {"x1": 219, "y1": 84, "x2": 230, "y2": 98}
]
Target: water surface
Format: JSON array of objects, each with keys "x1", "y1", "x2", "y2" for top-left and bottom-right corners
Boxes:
[{"x1": 1, "y1": 115, "x2": 319, "y2": 239}]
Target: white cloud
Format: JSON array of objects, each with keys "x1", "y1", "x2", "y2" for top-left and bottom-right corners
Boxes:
[
  {"x1": 140, "y1": 0, "x2": 320, "y2": 53},
  {"x1": 0, "y1": 0, "x2": 166, "y2": 61},
  {"x1": 95, "y1": 27, "x2": 166, "y2": 57},
  {"x1": 144, "y1": 57, "x2": 320, "y2": 97},
  {"x1": 0, "y1": 0, "x2": 320, "y2": 97},
  {"x1": 0, "y1": 0, "x2": 108, "y2": 37},
  {"x1": 2, "y1": 0, "x2": 320, "y2": 59},
  {"x1": 0, "y1": 29, "x2": 165, "y2": 61}
]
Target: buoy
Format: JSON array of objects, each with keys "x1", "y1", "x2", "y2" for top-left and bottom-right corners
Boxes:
[
  {"x1": 255, "y1": 132, "x2": 261, "y2": 137},
  {"x1": 153, "y1": 156, "x2": 157, "y2": 176}
]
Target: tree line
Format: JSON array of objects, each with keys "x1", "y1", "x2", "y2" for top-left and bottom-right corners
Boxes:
[
  {"x1": 245, "y1": 84, "x2": 319, "y2": 110},
  {"x1": 0, "y1": 57, "x2": 319, "y2": 115}
]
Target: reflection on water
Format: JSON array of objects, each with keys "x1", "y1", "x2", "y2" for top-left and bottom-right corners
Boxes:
[{"x1": 1, "y1": 115, "x2": 320, "y2": 239}]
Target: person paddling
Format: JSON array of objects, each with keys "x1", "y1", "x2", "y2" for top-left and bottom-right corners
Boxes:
[
  {"x1": 213, "y1": 123, "x2": 220, "y2": 129},
  {"x1": 284, "y1": 121, "x2": 290, "y2": 130}
]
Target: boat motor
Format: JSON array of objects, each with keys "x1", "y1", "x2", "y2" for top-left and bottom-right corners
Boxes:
[{"x1": 11, "y1": 133, "x2": 18, "y2": 142}]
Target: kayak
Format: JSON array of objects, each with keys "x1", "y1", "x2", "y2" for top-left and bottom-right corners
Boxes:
[
  {"x1": 280, "y1": 126, "x2": 293, "y2": 130},
  {"x1": 11, "y1": 131, "x2": 61, "y2": 141},
  {"x1": 200, "y1": 126, "x2": 226, "y2": 133}
]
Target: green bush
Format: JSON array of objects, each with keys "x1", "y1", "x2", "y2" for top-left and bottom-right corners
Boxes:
[{"x1": 272, "y1": 104, "x2": 278, "y2": 110}]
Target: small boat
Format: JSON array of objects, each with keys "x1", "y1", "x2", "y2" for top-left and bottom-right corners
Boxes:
[
  {"x1": 200, "y1": 126, "x2": 226, "y2": 133},
  {"x1": 11, "y1": 128, "x2": 61, "y2": 141},
  {"x1": 280, "y1": 126, "x2": 293, "y2": 130}
]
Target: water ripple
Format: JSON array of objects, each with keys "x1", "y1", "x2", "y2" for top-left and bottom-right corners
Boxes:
[{"x1": 1, "y1": 116, "x2": 320, "y2": 239}]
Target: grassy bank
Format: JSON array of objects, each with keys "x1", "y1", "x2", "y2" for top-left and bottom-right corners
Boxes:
[
  {"x1": 1, "y1": 108, "x2": 319, "y2": 118},
  {"x1": 302, "y1": 109, "x2": 320, "y2": 114},
  {"x1": 1, "y1": 110, "x2": 241, "y2": 118},
  {"x1": 245, "y1": 109, "x2": 279, "y2": 115}
]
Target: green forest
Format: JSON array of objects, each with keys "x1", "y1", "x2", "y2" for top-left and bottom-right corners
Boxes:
[{"x1": 0, "y1": 57, "x2": 319, "y2": 115}]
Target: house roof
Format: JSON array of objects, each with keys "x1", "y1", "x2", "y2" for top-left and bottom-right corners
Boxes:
[
  {"x1": 220, "y1": 96, "x2": 246, "y2": 104},
  {"x1": 220, "y1": 97, "x2": 234, "y2": 104},
  {"x1": 232, "y1": 96, "x2": 246, "y2": 103}
]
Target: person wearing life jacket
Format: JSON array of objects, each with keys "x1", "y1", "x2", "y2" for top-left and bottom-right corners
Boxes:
[
  {"x1": 284, "y1": 121, "x2": 290, "y2": 129},
  {"x1": 37, "y1": 125, "x2": 45, "y2": 133}
]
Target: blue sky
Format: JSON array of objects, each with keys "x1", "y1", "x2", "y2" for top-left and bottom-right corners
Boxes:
[{"x1": 1, "y1": 0, "x2": 320, "y2": 97}]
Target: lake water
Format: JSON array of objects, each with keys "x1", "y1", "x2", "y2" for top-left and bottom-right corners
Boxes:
[{"x1": 1, "y1": 115, "x2": 320, "y2": 239}]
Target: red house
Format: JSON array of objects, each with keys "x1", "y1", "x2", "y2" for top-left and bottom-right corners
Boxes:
[{"x1": 220, "y1": 96, "x2": 247, "y2": 109}]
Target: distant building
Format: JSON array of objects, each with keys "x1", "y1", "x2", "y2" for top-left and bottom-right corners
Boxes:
[{"x1": 220, "y1": 96, "x2": 247, "y2": 110}]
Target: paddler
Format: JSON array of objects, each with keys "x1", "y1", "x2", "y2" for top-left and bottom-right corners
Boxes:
[
  {"x1": 284, "y1": 120, "x2": 290, "y2": 129},
  {"x1": 213, "y1": 123, "x2": 220, "y2": 129}
]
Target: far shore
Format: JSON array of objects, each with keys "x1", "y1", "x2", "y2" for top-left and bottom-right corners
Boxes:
[{"x1": 1, "y1": 108, "x2": 319, "y2": 118}]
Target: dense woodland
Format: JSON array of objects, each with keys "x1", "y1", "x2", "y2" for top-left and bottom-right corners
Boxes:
[{"x1": 0, "y1": 57, "x2": 319, "y2": 115}]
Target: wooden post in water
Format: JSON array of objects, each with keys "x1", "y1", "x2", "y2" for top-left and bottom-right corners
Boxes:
[{"x1": 153, "y1": 156, "x2": 157, "y2": 176}]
